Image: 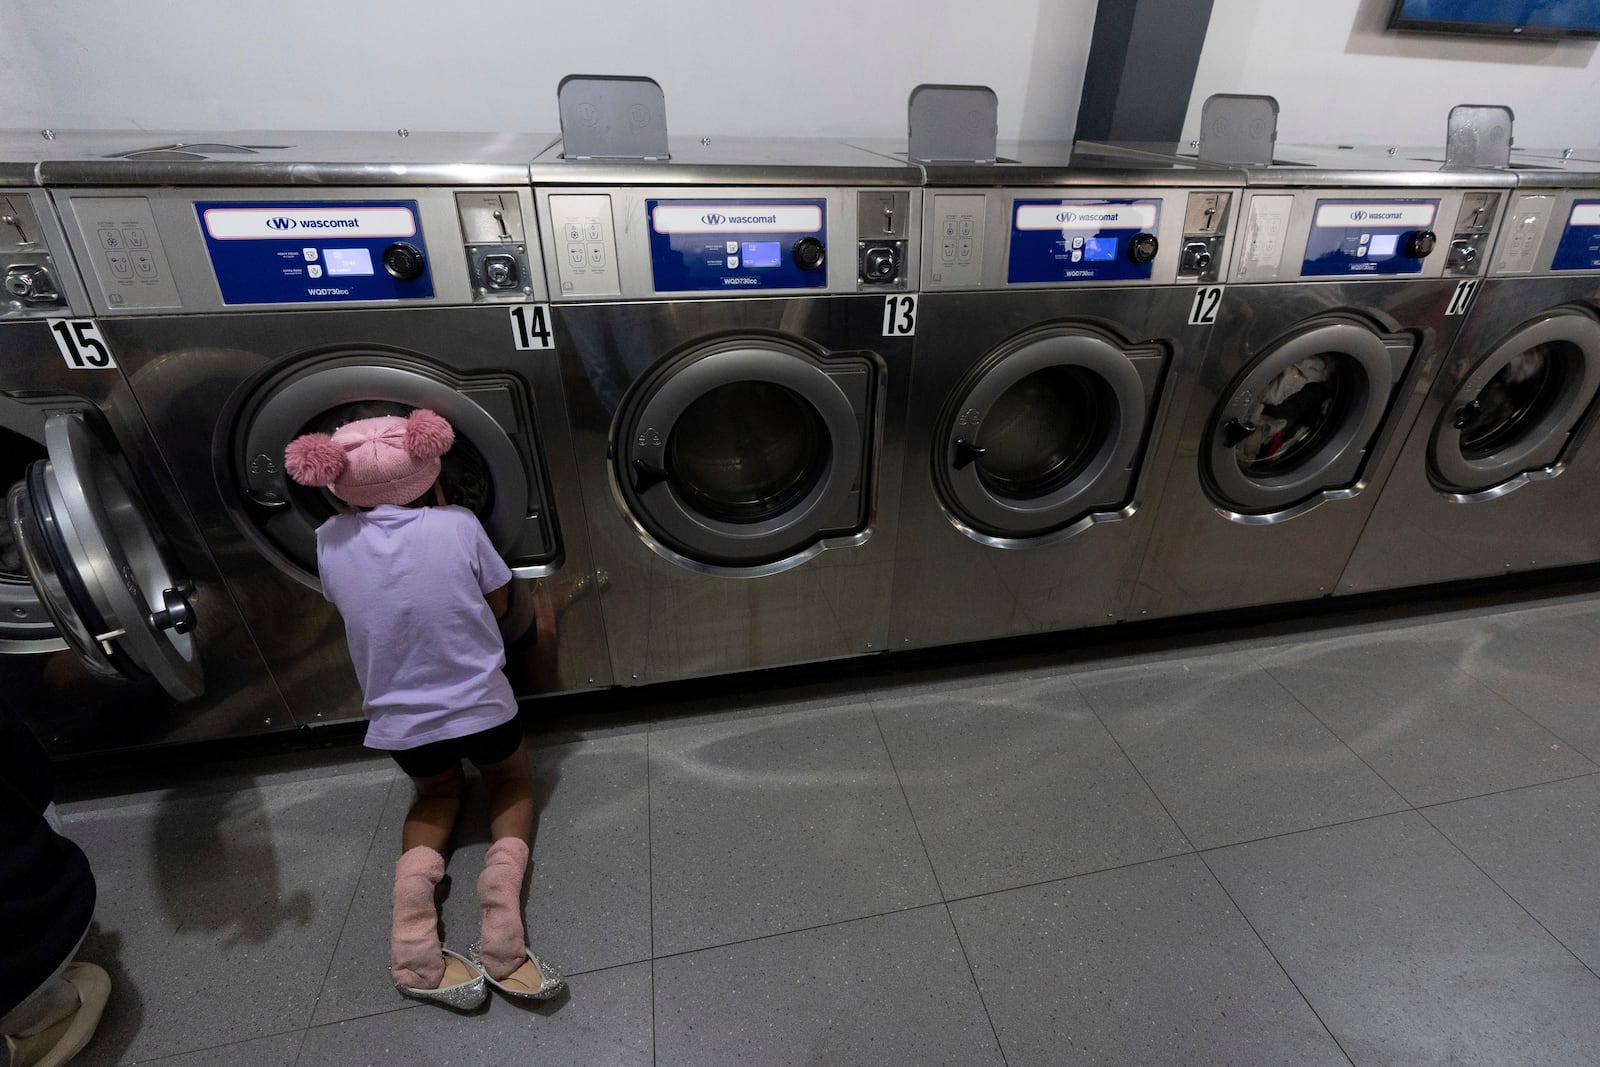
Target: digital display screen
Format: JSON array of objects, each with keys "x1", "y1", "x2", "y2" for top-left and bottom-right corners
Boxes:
[
  {"x1": 1083, "y1": 237, "x2": 1118, "y2": 262},
  {"x1": 1367, "y1": 233, "x2": 1400, "y2": 257},
  {"x1": 324, "y1": 248, "x2": 374, "y2": 276},
  {"x1": 741, "y1": 241, "x2": 782, "y2": 268},
  {"x1": 1390, "y1": 0, "x2": 1600, "y2": 39}
]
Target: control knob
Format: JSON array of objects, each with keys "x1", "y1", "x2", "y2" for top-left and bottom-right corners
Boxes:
[
  {"x1": 1127, "y1": 232, "x2": 1159, "y2": 264},
  {"x1": 1180, "y1": 241, "x2": 1213, "y2": 274},
  {"x1": 859, "y1": 244, "x2": 900, "y2": 284},
  {"x1": 382, "y1": 242, "x2": 426, "y2": 281},
  {"x1": 792, "y1": 236, "x2": 826, "y2": 272},
  {"x1": 1405, "y1": 230, "x2": 1437, "y2": 259},
  {"x1": 482, "y1": 254, "x2": 518, "y2": 289},
  {"x1": 4, "y1": 265, "x2": 59, "y2": 304}
]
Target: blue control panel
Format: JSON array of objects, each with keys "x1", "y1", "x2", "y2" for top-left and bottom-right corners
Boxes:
[
  {"x1": 1552, "y1": 200, "x2": 1600, "y2": 271},
  {"x1": 647, "y1": 199, "x2": 827, "y2": 292},
  {"x1": 1301, "y1": 199, "x2": 1438, "y2": 276},
  {"x1": 196, "y1": 200, "x2": 433, "y2": 304},
  {"x1": 1007, "y1": 200, "x2": 1160, "y2": 284}
]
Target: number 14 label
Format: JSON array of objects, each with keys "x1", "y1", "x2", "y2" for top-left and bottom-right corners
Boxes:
[{"x1": 509, "y1": 304, "x2": 555, "y2": 350}]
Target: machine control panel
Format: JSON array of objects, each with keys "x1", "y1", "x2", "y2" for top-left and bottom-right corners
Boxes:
[
  {"x1": 1300, "y1": 199, "x2": 1440, "y2": 276},
  {"x1": 1444, "y1": 191, "x2": 1500, "y2": 276},
  {"x1": 455, "y1": 191, "x2": 535, "y2": 301},
  {"x1": 65, "y1": 196, "x2": 183, "y2": 309},
  {"x1": 1, "y1": 193, "x2": 69, "y2": 316},
  {"x1": 1007, "y1": 199, "x2": 1161, "y2": 284},
  {"x1": 857, "y1": 190, "x2": 909, "y2": 289},
  {"x1": 646, "y1": 198, "x2": 829, "y2": 292},
  {"x1": 1490, "y1": 194, "x2": 1554, "y2": 274},
  {"x1": 196, "y1": 200, "x2": 434, "y2": 304},
  {"x1": 1552, "y1": 200, "x2": 1600, "y2": 272},
  {"x1": 1179, "y1": 191, "x2": 1232, "y2": 282}
]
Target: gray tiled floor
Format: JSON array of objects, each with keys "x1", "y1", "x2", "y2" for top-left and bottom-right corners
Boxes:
[{"x1": 50, "y1": 584, "x2": 1600, "y2": 1065}]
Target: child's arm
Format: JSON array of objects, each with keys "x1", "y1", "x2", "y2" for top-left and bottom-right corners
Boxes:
[{"x1": 485, "y1": 581, "x2": 510, "y2": 620}]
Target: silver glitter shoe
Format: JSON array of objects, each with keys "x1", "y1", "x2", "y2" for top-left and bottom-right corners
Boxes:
[
  {"x1": 395, "y1": 947, "x2": 489, "y2": 1010},
  {"x1": 470, "y1": 942, "x2": 568, "y2": 1001}
]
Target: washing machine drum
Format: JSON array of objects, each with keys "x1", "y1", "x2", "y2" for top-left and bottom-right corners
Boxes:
[
  {"x1": 612, "y1": 336, "x2": 877, "y2": 569},
  {"x1": 4, "y1": 411, "x2": 203, "y2": 699},
  {"x1": 230, "y1": 355, "x2": 560, "y2": 587},
  {"x1": 1206, "y1": 320, "x2": 1412, "y2": 515},
  {"x1": 935, "y1": 326, "x2": 1166, "y2": 542},
  {"x1": 1429, "y1": 309, "x2": 1600, "y2": 494}
]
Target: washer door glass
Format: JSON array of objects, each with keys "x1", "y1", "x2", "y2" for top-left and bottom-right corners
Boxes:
[
  {"x1": 614, "y1": 336, "x2": 872, "y2": 569},
  {"x1": 667, "y1": 381, "x2": 831, "y2": 524},
  {"x1": 1207, "y1": 321, "x2": 1405, "y2": 514},
  {"x1": 5, "y1": 412, "x2": 203, "y2": 700},
  {"x1": 937, "y1": 327, "x2": 1161, "y2": 541},
  {"x1": 0, "y1": 427, "x2": 61, "y2": 652},
  {"x1": 1429, "y1": 310, "x2": 1600, "y2": 493}
]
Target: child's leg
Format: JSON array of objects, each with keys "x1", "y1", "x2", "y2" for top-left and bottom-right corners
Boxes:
[
  {"x1": 474, "y1": 739, "x2": 534, "y2": 979},
  {"x1": 391, "y1": 763, "x2": 465, "y2": 989}
]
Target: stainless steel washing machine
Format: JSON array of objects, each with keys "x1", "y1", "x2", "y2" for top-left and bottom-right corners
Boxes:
[
  {"x1": 38, "y1": 131, "x2": 614, "y2": 732},
  {"x1": 1341, "y1": 150, "x2": 1600, "y2": 591},
  {"x1": 532, "y1": 139, "x2": 921, "y2": 683},
  {"x1": 0, "y1": 140, "x2": 294, "y2": 754},
  {"x1": 1123, "y1": 148, "x2": 1511, "y2": 619},
  {"x1": 867, "y1": 142, "x2": 1246, "y2": 650}
]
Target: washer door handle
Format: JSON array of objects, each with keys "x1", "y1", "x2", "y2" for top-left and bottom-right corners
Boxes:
[
  {"x1": 1451, "y1": 399, "x2": 1481, "y2": 431},
  {"x1": 631, "y1": 457, "x2": 669, "y2": 493},
  {"x1": 952, "y1": 437, "x2": 986, "y2": 471},
  {"x1": 1220, "y1": 417, "x2": 1258, "y2": 448},
  {"x1": 150, "y1": 586, "x2": 196, "y2": 635}
]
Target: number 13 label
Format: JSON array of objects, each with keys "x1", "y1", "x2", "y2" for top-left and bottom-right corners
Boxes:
[
  {"x1": 48, "y1": 319, "x2": 117, "y2": 369},
  {"x1": 883, "y1": 294, "x2": 917, "y2": 336}
]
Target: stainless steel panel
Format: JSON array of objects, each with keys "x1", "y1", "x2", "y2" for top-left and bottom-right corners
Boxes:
[
  {"x1": 532, "y1": 137, "x2": 922, "y2": 187},
  {"x1": 102, "y1": 307, "x2": 614, "y2": 727},
  {"x1": 1339, "y1": 275, "x2": 1600, "y2": 592},
  {"x1": 555, "y1": 296, "x2": 911, "y2": 684},
  {"x1": 1129, "y1": 278, "x2": 1467, "y2": 620},
  {"x1": 888, "y1": 287, "x2": 1207, "y2": 650}
]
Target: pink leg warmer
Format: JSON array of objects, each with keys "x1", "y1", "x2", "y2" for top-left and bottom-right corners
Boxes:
[
  {"x1": 391, "y1": 845, "x2": 446, "y2": 989},
  {"x1": 476, "y1": 837, "x2": 530, "y2": 980}
]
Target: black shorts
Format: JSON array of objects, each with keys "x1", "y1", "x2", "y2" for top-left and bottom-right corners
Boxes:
[{"x1": 389, "y1": 716, "x2": 524, "y2": 779}]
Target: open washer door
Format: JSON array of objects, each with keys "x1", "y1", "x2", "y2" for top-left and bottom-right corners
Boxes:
[{"x1": 5, "y1": 412, "x2": 203, "y2": 700}]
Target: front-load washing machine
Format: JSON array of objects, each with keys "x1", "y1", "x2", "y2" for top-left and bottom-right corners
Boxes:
[
  {"x1": 532, "y1": 139, "x2": 921, "y2": 683},
  {"x1": 1124, "y1": 148, "x2": 1511, "y2": 619},
  {"x1": 40, "y1": 131, "x2": 613, "y2": 731},
  {"x1": 869, "y1": 142, "x2": 1246, "y2": 650},
  {"x1": 0, "y1": 146, "x2": 294, "y2": 754},
  {"x1": 1341, "y1": 151, "x2": 1600, "y2": 591}
]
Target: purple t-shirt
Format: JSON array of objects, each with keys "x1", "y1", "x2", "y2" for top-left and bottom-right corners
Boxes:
[{"x1": 315, "y1": 504, "x2": 516, "y2": 750}]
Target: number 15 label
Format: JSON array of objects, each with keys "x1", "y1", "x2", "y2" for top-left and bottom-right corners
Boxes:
[{"x1": 48, "y1": 319, "x2": 117, "y2": 369}]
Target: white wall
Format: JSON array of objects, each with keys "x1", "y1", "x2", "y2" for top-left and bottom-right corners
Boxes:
[
  {"x1": 1187, "y1": 0, "x2": 1600, "y2": 149},
  {"x1": 0, "y1": 0, "x2": 1096, "y2": 142}
]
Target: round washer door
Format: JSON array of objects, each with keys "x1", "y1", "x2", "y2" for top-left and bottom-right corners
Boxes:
[
  {"x1": 935, "y1": 327, "x2": 1161, "y2": 541},
  {"x1": 1206, "y1": 321, "x2": 1407, "y2": 514},
  {"x1": 1430, "y1": 309, "x2": 1600, "y2": 493},
  {"x1": 5, "y1": 412, "x2": 202, "y2": 699},
  {"x1": 231, "y1": 356, "x2": 558, "y2": 585},
  {"x1": 614, "y1": 336, "x2": 874, "y2": 568}
]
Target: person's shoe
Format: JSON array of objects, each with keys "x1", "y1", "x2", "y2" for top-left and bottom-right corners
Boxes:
[
  {"x1": 393, "y1": 947, "x2": 488, "y2": 1011},
  {"x1": 470, "y1": 943, "x2": 567, "y2": 1001},
  {"x1": 4, "y1": 962, "x2": 110, "y2": 1067}
]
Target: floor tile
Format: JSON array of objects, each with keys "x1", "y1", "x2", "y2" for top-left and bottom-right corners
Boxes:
[
  {"x1": 1426, "y1": 774, "x2": 1600, "y2": 973},
  {"x1": 62, "y1": 769, "x2": 392, "y2": 1065},
  {"x1": 648, "y1": 703, "x2": 940, "y2": 956},
  {"x1": 297, "y1": 962, "x2": 651, "y2": 1067},
  {"x1": 1076, "y1": 653, "x2": 1407, "y2": 848},
  {"x1": 1256, "y1": 626, "x2": 1595, "y2": 805},
  {"x1": 1448, "y1": 611, "x2": 1600, "y2": 760},
  {"x1": 1207, "y1": 812, "x2": 1600, "y2": 1066},
  {"x1": 949, "y1": 857, "x2": 1346, "y2": 1067},
  {"x1": 137, "y1": 1030, "x2": 306, "y2": 1066},
  {"x1": 873, "y1": 678, "x2": 1190, "y2": 898},
  {"x1": 653, "y1": 906, "x2": 1003, "y2": 1067}
]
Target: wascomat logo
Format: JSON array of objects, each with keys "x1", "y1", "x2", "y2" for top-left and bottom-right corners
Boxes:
[
  {"x1": 1055, "y1": 210, "x2": 1123, "y2": 223},
  {"x1": 653, "y1": 203, "x2": 822, "y2": 234},
  {"x1": 201, "y1": 204, "x2": 417, "y2": 240}
]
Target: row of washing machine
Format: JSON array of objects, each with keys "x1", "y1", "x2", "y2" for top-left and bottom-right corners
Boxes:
[{"x1": 4, "y1": 129, "x2": 1600, "y2": 755}]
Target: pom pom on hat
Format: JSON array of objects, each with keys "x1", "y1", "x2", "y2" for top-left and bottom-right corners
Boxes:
[
  {"x1": 284, "y1": 433, "x2": 348, "y2": 487},
  {"x1": 282, "y1": 409, "x2": 456, "y2": 508}
]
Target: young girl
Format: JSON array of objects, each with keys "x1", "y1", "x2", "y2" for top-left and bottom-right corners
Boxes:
[{"x1": 285, "y1": 409, "x2": 564, "y2": 1009}]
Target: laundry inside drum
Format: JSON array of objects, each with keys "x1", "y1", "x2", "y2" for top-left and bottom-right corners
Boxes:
[
  {"x1": 1233, "y1": 353, "x2": 1354, "y2": 475},
  {"x1": 1456, "y1": 341, "x2": 1571, "y2": 461}
]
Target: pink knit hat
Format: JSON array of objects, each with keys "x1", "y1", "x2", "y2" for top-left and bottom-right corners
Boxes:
[{"x1": 283, "y1": 409, "x2": 455, "y2": 508}]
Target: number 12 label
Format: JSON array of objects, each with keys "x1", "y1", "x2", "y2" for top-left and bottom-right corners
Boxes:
[
  {"x1": 48, "y1": 319, "x2": 117, "y2": 369},
  {"x1": 1188, "y1": 287, "x2": 1224, "y2": 326}
]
